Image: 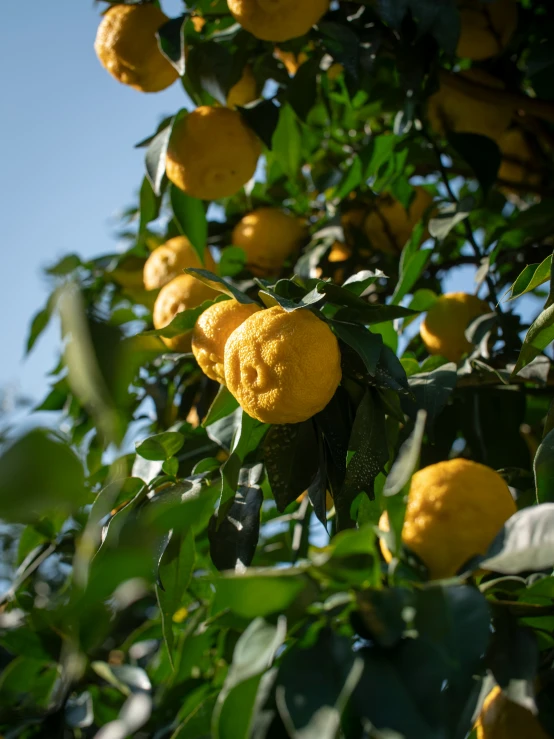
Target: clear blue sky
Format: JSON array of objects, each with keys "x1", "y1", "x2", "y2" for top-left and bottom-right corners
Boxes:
[{"x1": 2, "y1": 0, "x2": 185, "y2": 406}]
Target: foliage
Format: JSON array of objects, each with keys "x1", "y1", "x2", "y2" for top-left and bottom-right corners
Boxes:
[{"x1": 3, "y1": 0, "x2": 554, "y2": 737}]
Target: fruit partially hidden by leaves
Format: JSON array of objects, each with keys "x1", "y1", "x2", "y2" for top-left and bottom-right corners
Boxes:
[
  {"x1": 143, "y1": 237, "x2": 216, "y2": 291},
  {"x1": 166, "y1": 107, "x2": 261, "y2": 200},
  {"x1": 274, "y1": 47, "x2": 309, "y2": 75},
  {"x1": 232, "y1": 207, "x2": 308, "y2": 276},
  {"x1": 498, "y1": 128, "x2": 542, "y2": 190},
  {"x1": 457, "y1": 0, "x2": 518, "y2": 61},
  {"x1": 379, "y1": 459, "x2": 516, "y2": 579},
  {"x1": 363, "y1": 188, "x2": 433, "y2": 254},
  {"x1": 227, "y1": 65, "x2": 258, "y2": 108},
  {"x1": 192, "y1": 299, "x2": 261, "y2": 384},
  {"x1": 475, "y1": 686, "x2": 550, "y2": 739},
  {"x1": 224, "y1": 306, "x2": 342, "y2": 424},
  {"x1": 94, "y1": 4, "x2": 179, "y2": 93},
  {"x1": 153, "y1": 274, "x2": 218, "y2": 352},
  {"x1": 228, "y1": 0, "x2": 330, "y2": 42},
  {"x1": 427, "y1": 69, "x2": 512, "y2": 140},
  {"x1": 420, "y1": 291, "x2": 490, "y2": 363}
]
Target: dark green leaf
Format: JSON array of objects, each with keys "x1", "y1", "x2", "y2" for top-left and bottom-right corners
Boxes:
[
  {"x1": 287, "y1": 57, "x2": 319, "y2": 121},
  {"x1": 136, "y1": 431, "x2": 185, "y2": 461},
  {"x1": 138, "y1": 176, "x2": 161, "y2": 238},
  {"x1": 157, "y1": 16, "x2": 186, "y2": 75},
  {"x1": 428, "y1": 199, "x2": 472, "y2": 241},
  {"x1": 264, "y1": 421, "x2": 320, "y2": 511},
  {"x1": 26, "y1": 305, "x2": 52, "y2": 355},
  {"x1": 339, "y1": 390, "x2": 389, "y2": 528},
  {"x1": 319, "y1": 21, "x2": 360, "y2": 79},
  {"x1": 238, "y1": 99, "x2": 280, "y2": 150},
  {"x1": 209, "y1": 463, "x2": 264, "y2": 571},
  {"x1": 448, "y1": 132, "x2": 501, "y2": 194},
  {"x1": 403, "y1": 362, "x2": 457, "y2": 427},
  {"x1": 186, "y1": 268, "x2": 257, "y2": 304},
  {"x1": 391, "y1": 248, "x2": 433, "y2": 305},
  {"x1": 218, "y1": 246, "x2": 247, "y2": 278},
  {"x1": 170, "y1": 184, "x2": 207, "y2": 259},
  {"x1": 186, "y1": 41, "x2": 234, "y2": 103},
  {"x1": 332, "y1": 322, "x2": 383, "y2": 375}
]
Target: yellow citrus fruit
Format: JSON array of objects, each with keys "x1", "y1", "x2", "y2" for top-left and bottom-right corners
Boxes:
[
  {"x1": 420, "y1": 292, "x2": 490, "y2": 363},
  {"x1": 224, "y1": 306, "x2": 342, "y2": 424},
  {"x1": 363, "y1": 188, "x2": 433, "y2": 254},
  {"x1": 166, "y1": 107, "x2": 261, "y2": 200},
  {"x1": 228, "y1": 0, "x2": 329, "y2": 42},
  {"x1": 296, "y1": 490, "x2": 334, "y2": 510},
  {"x1": 328, "y1": 241, "x2": 351, "y2": 263},
  {"x1": 227, "y1": 65, "x2": 258, "y2": 108},
  {"x1": 192, "y1": 299, "x2": 261, "y2": 384},
  {"x1": 191, "y1": 15, "x2": 206, "y2": 33},
  {"x1": 274, "y1": 47, "x2": 309, "y2": 75},
  {"x1": 327, "y1": 63, "x2": 344, "y2": 81},
  {"x1": 475, "y1": 686, "x2": 550, "y2": 739},
  {"x1": 379, "y1": 459, "x2": 516, "y2": 579},
  {"x1": 458, "y1": 0, "x2": 518, "y2": 61},
  {"x1": 153, "y1": 274, "x2": 218, "y2": 353},
  {"x1": 94, "y1": 4, "x2": 179, "y2": 93},
  {"x1": 143, "y1": 236, "x2": 216, "y2": 291},
  {"x1": 232, "y1": 207, "x2": 308, "y2": 276},
  {"x1": 428, "y1": 69, "x2": 512, "y2": 140},
  {"x1": 498, "y1": 129, "x2": 542, "y2": 189}
]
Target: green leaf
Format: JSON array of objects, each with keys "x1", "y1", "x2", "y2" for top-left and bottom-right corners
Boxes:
[
  {"x1": 202, "y1": 385, "x2": 240, "y2": 428},
  {"x1": 402, "y1": 288, "x2": 438, "y2": 329},
  {"x1": 136, "y1": 432, "x2": 185, "y2": 461},
  {"x1": 264, "y1": 420, "x2": 320, "y2": 511},
  {"x1": 156, "y1": 529, "x2": 196, "y2": 667},
  {"x1": 162, "y1": 457, "x2": 179, "y2": 477},
  {"x1": 448, "y1": 132, "x2": 501, "y2": 194},
  {"x1": 145, "y1": 119, "x2": 175, "y2": 196},
  {"x1": 0, "y1": 429, "x2": 86, "y2": 524},
  {"x1": 157, "y1": 16, "x2": 186, "y2": 76},
  {"x1": 238, "y1": 99, "x2": 280, "y2": 150},
  {"x1": 170, "y1": 184, "x2": 207, "y2": 260},
  {"x1": 391, "y1": 248, "x2": 433, "y2": 305},
  {"x1": 272, "y1": 104, "x2": 302, "y2": 180},
  {"x1": 218, "y1": 246, "x2": 247, "y2": 278},
  {"x1": 26, "y1": 305, "x2": 52, "y2": 355},
  {"x1": 513, "y1": 304, "x2": 554, "y2": 375},
  {"x1": 382, "y1": 410, "x2": 426, "y2": 556},
  {"x1": 185, "y1": 268, "x2": 257, "y2": 304},
  {"x1": 428, "y1": 199, "x2": 472, "y2": 241},
  {"x1": 534, "y1": 427, "x2": 554, "y2": 504},
  {"x1": 333, "y1": 304, "x2": 419, "y2": 325},
  {"x1": 212, "y1": 571, "x2": 307, "y2": 619},
  {"x1": 331, "y1": 322, "x2": 383, "y2": 375},
  {"x1": 479, "y1": 504, "x2": 554, "y2": 574},
  {"x1": 143, "y1": 297, "x2": 225, "y2": 338},
  {"x1": 214, "y1": 618, "x2": 285, "y2": 739},
  {"x1": 507, "y1": 254, "x2": 552, "y2": 302},
  {"x1": 46, "y1": 254, "x2": 82, "y2": 276},
  {"x1": 342, "y1": 270, "x2": 388, "y2": 295}
]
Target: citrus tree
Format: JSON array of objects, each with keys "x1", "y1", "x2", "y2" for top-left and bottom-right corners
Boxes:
[{"x1": 3, "y1": 0, "x2": 554, "y2": 736}]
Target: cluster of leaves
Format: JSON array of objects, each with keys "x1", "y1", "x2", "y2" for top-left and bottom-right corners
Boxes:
[{"x1": 4, "y1": 0, "x2": 554, "y2": 736}]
